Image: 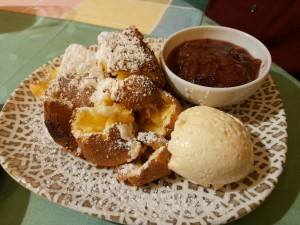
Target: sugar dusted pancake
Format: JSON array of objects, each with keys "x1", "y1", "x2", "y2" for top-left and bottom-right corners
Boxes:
[
  {"x1": 30, "y1": 26, "x2": 182, "y2": 186},
  {"x1": 97, "y1": 26, "x2": 165, "y2": 87}
]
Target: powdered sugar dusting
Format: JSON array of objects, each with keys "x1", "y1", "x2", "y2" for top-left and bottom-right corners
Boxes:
[
  {"x1": 97, "y1": 31, "x2": 150, "y2": 73},
  {"x1": 137, "y1": 132, "x2": 167, "y2": 145},
  {"x1": 90, "y1": 77, "x2": 121, "y2": 104},
  {"x1": 115, "y1": 123, "x2": 135, "y2": 141},
  {"x1": 122, "y1": 75, "x2": 156, "y2": 98},
  {"x1": 59, "y1": 44, "x2": 103, "y2": 79}
]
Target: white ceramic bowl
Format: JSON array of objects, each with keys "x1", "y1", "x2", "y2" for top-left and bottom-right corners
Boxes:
[{"x1": 161, "y1": 26, "x2": 272, "y2": 107}]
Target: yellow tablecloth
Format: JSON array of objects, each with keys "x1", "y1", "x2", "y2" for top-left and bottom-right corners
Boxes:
[{"x1": 0, "y1": 0, "x2": 206, "y2": 35}]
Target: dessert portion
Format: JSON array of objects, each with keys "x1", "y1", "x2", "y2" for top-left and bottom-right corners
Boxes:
[
  {"x1": 117, "y1": 132, "x2": 171, "y2": 186},
  {"x1": 30, "y1": 26, "x2": 253, "y2": 188},
  {"x1": 114, "y1": 75, "x2": 163, "y2": 111},
  {"x1": 30, "y1": 26, "x2": 182, "y2": 185},
  {"x1": 71, "y1": 102, "x2": 142, "y2": 167},
  {"x1": 97, "y1": 27, "x2": 165, "y2": 87},
  {"x1": 136, "y1": 90, "x2": 182, "y2": 137},
  {"x1": 168, "y1": 106, "x2": 253, "y2": 189}
]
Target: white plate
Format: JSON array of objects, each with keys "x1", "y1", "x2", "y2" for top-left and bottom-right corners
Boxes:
[{"x1": 0, "y1": 39, "x2": 287, "y2": 225}]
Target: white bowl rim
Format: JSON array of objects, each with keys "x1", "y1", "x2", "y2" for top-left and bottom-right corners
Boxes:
[{"x1": 161, "y1": 25, "x2": 272, "y2": 92}]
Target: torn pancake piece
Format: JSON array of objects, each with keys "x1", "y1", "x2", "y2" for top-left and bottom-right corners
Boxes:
[
  {"x1": 71, "y1": 102, "x2": 142, "y2": 167},
  {"x1": 117, "y1": 133, "x2": 171, "y2": 186},
  {"x1": 136, "y1": 90, "x2": 182, "y2": 137},
  {"x1": 115, "y1": 75, "x2": 163, "y2": 111},
  {"x1": 43, "y1": 97, "x2": 79, "y2": 153},
  {"x1": 97, "y1": 26, "x2": 165, "y2": 87}
]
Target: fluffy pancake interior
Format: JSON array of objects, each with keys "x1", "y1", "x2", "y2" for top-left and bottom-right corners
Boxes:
[
  {"x1": 30, "y1": 68, "x2": 59, "y2": 97},
  {"x1": 138, "y1": 91, "x2": 178, "y2": 134},
  {"x1": 72, "y1": 102, "x2": 134, "y2": 135},
  {"x1": 30, "y1": 81, "x2": 51, "y2": 97},
  {"x1": 101, "y1": 61, "x2": 131, "y2": 80}
]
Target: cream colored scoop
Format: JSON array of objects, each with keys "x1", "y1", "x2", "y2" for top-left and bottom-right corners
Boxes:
[{"x1": 168, "y1": 106, "x2": 253, "y2": 189}]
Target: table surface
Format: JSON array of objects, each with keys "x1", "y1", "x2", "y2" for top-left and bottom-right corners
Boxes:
[{"x1": 0, "y1": 1, "x2": 300, "y2": 225}]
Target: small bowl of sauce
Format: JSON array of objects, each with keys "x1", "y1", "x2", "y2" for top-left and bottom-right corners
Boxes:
[{"x1": 161, "y1": 26, "x2": 272, "y2": 107}]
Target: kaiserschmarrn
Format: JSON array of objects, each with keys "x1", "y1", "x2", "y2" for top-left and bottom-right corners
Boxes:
[{"x1": 30, "y1": 26, "x2": 182, "y2": 185}]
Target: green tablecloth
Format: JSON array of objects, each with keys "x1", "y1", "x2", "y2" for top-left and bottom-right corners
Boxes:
[{"x1": 1, "y1": 8, "x2": 300, "y2": 225}]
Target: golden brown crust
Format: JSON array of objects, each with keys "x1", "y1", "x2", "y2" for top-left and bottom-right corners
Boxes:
[
  {"x1": 124, "y1": 27, "x2": 165, "y2": 87},
  {"x1": 116, "y1": 75, "x2": 163, "y2": 111},
  {"x1": 136, "y1": 90, "x2": 182, "y2": 137},
  {"x1": 43, "y1": 98, "x2": 79, "y2": 153},
  {"x1": 137, "y1": 132, "x2": 168, "y2": 149},
  {"x1": 123, "y1": 26, "x2": 144, "y2": 40},
  {"x1": 117, "y1": 146, "x2": 171, "y2": 186},
  {"x1": 99, "y1": 26, "x2": 165, "y2": 87},
  {"x1": 138, "y1": 50, "x2": 165, "y2": 88},
  {"x1": 58, "y1": 75, "x2": 95, "y2": 108},
  {"x1": 159, "y1": 90, "x2": 183, "y2": 136},
  {"x1": 76, "y1": 125, "x2": 141, "y2": 167}
]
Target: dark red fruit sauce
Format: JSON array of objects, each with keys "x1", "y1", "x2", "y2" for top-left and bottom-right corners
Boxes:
[{"x1": 166, "y1": 39, "x2": 262, "y2": 88}]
